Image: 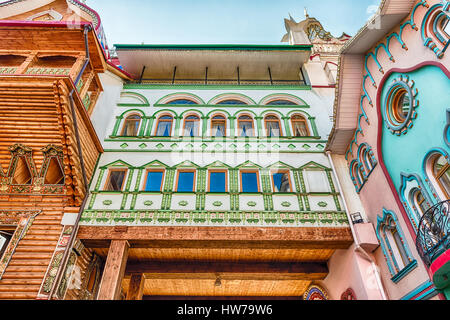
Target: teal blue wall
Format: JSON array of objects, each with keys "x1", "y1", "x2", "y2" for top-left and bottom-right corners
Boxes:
[{"x1": 381, "y1": 65, "x2": 450, "y2": 203}]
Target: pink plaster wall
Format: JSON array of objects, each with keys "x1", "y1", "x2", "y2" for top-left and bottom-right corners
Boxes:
[{"x1": 343, "y1": 0, "x2": 449, "y2": 299}]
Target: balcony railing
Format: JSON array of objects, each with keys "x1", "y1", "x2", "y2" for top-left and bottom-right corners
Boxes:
[
  {"x1": 130, "y1": 78, "x2": 307, "y2": 86},
  {"x1": 416, "y1": 199, "x2": 450, "y2": 267}
]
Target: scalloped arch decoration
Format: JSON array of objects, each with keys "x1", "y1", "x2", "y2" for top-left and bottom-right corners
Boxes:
[
  {"x1": 208, "y1": 93, "x2": 256, "y2": 105},
  {"x1": 259, "y1": 93, "x2": 307, "y2": 106},
  {"x1": 118, "y1": 92, "x2": 150, "y2": 106},
  {"x1": 156, "y1": 93, "x2": 205, "y2": 105}
]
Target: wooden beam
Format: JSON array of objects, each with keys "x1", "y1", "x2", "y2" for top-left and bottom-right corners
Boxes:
[
  {"x1": 97, "y1": 240, "x2": 129, "y2": 300},
  {"x1": 124, "y1": 261, "x2": 328, "y2": 280},
  {"x1": 126, "y1": 273, "x2": 145, "y2": 300},
  {"x1": 78, "y1": 226, "x2": 353, "y2": 249}
]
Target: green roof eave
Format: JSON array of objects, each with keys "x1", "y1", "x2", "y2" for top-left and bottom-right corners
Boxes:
[{"x1": 114, "y1": 44, "x2": 313, "y2": 51}]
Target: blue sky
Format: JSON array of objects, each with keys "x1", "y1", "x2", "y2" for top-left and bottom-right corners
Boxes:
[
  {"x1": 2, "y1": 0, "x2": 381, "y2": 45},
  {"x1": 86, "y1": 0, "x2": 381, "y2": 46}
]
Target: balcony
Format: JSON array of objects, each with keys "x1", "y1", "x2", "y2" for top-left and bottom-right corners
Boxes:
[{"x1": 416, "y1": 200, "x2": 450, "y2": 267}]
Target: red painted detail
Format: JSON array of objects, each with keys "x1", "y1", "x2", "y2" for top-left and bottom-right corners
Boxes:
[
  {"x1": 312, "y1": 85, "x2": 336, "y2": 88},
  {"x1": 430, "y1": 249, "x2": 450, "y2": 276},
  {"x1": 374, "y1": 61, "x2": 450, "y2": 256},
  {"x1": 310, "y1": 54, "x2": 320, "y2": 60},
  {"x1": 324, "y1": 61, "x2": 338, "y2": 68}
]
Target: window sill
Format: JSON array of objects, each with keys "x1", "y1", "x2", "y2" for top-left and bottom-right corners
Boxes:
[{"x1": 391, "y1": 260, "x2": 418, "y2": 283}]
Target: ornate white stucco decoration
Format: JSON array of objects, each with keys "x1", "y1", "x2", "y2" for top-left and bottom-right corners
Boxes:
[{"x1": 26, "y1": 9, "x2": 63, "y2": 21}]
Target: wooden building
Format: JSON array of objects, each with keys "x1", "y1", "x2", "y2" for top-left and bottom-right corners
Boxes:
[{"x1": 0, "y1": 0, "x2": 131, "y2": 300}]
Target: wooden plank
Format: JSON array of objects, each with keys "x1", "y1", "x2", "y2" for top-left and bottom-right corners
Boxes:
[
  {"x1": 126, "y1": 273, "x2": 145, "y2": 300},
  {"x1": 125, "y1": 261, "x2": 328, "y2": 281},
  {"x1": 97, "y1": 240, "x2": 129, "y2": 300}
]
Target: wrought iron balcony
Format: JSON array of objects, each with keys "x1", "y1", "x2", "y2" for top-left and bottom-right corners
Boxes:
[{"x1": 416, "y1": 200, "x2": 450, "y2": 267}]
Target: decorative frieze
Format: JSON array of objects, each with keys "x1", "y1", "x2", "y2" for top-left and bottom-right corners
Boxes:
[{"x1": 80, "y1": 209, "x2": 349, "y2": 227}]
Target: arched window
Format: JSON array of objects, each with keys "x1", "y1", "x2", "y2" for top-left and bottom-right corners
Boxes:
[
  {"x1": 266, "y1": 100, "x2": 298, "y2": 106},
  {"x1": 183, "y1": 114, "x2": 200, "y2": 137},
  {"x1": 211, "y1": 114, "x2": 226, "y2": 137},
  {"x1": 237, "y1": 114, "x2": 254, "y2": 137},
  {"x1": 377, "y1": 210, "x2": 415, "y2": 281},
  {"x1": 121, "y1": 114, "x2": 141, "y2": 136},
  {"x1": 166, "y1": 99, "x2": 198, "y2": 105},
  {"x1": 291, "y1": 114, "x2": 310, "y2": 137},
  {"x1": 432, "y1": 153, "x2": 450, "y2": 198},
  {"x1": 350, "y1": 160, "x2": 364, "y2": 191},
  {"x1": 264, "y1": 115, "x2": 282, "y2": 137},
  {"x1": 411, "y1": 188, "x2": 431, "y2": 216},
  {"x1": 217, "y1": 99, "x2": 247, "y2": 105},
  {"x1": 155, "y1": 114, "x2": 173, "y2": 137}
]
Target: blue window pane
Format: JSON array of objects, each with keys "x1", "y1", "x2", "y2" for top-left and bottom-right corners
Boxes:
[
  {"x1": 145, "y1": 171, "x2": 163, "y2": 191},
  {"x1": 209, "y1": 172, "x2": 226, "y2": 192},
  {"x1": 266, "y1": 100, "x2": 297, "y2": 106},
  {"x1": 167, "y1": 99, "x2": 198, "y2": 105},
  {"x1": 156, "y1": 121, "x2": 172, "y2": 136},
  {"x1": 217, "y1": 99, "x2": 247, "y2": 105},
  {"x1": 242, "y1": 172, "x2": 258, "y2": 192},
  {"x1": 272, "y1": 173, "x2": 291, "y2": 192},
  {"x1": 177, "y1": 171, "x2": 195, "y2": 192}
]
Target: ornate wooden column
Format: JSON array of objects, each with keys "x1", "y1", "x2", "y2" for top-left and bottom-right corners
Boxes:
[{"x1": 97, "y1": 240, "x2": 130, "y2": 300}]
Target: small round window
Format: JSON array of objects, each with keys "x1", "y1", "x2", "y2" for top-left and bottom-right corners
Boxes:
[{"x1": 383, "y1": 75, "x2": 418, "y2": 135}]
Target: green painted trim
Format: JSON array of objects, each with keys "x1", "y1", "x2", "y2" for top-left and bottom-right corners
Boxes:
[
  {"x1": 123, "y1": 84, "x2": 312, "y2": 90},
  {"x1": 105, "y1": 137, "x2": 327, "y2": 143},
  {"x1": 153, "y1": 104, "x2": 310, "y2": 109},
  {"x1": 115, "y1": 44, "x2": 313, "y2": 51},
  {"x1": 207, "y1": 92, "x2": 257, "y2": 105},
  {"x1": 154, "y1": 92, "x2": 206, "y2": 105},
  {"x1": 258, "y1": 93, "x2": 309, "y2": 106},
  {"x1": 99, "y1": 159, "x2": 133, "y2": 169},
  {"x1": 80, "y1": 210, "x2": 349, "y2": 227},
  {"x1": 117, "y1": 91, "x2": 150, "y2": 106},
  {"x1": 102, "y1": 149, "x2": 327, "y2": 154}
]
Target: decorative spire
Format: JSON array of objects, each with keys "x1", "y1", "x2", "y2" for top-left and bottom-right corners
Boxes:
[{"x1": 304, "y1": 7, "x2": 309, "y2": 18}]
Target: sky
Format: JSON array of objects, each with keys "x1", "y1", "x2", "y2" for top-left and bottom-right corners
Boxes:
[
  {"x1": 84, "y1": 0, "x2": 381, "y2": 46},
  {"x1": 0, "y1": 0, "x2": 381, "y2": 45}
]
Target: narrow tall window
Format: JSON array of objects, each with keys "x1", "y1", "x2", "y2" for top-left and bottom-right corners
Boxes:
[
  {"x1": 291, "y1": 114, "x2": 310, "y2": 137},
  {"x1": 12, "y1": 156, "x2": 32, "y2": 185},
  {"x1": 211, "y1": 115, "x2": 226, "y2": 137},
  {"x1": 412, "y1": 189, "x2": 431, "y2": 216},
  {"x1": 121, "y1": 114, "x2": 141, "y2": 136},
  {"x1": 272, "y1": 171, "x2": 292, "y2": 192},
  {"x1": 44, "y1": 157, "x2": 64, "y2": 185},
  {"x1": 176, "y1": 170, "x2": 196, "y2": 192},
  {"x1": 104, "y1": 169, "x2": 127, "y2": 191},
  {"x1": 155, "y1": 115, "x2": 173, "y2": 137},
  {"x1": 208, "y1": 170, "x2": 227, "y2": 192},
  {"x1": 264, "y1": 115, "x2": 282, "y2": 137},
  {"x1": 144, "y1": 170, "x2": 164, "y2": 192},
  {"x1": 0, "y1": 231, "x2": 13, "y2": 258},
  {"x1": 240, "y1": 171, "x2": 260, "y2": 193},
  {"x1": 237, "y1": 115, "x2": 254, "y2": 137},
  {"x1": 433, "y1": 154, "x2": 450, "y2": 198},
  {"x1": 377, "y1": 210, "x2": 415, "y2": 279},
  {"x1": 183, "y1": 115, "x2": 200, "y2": 137}
]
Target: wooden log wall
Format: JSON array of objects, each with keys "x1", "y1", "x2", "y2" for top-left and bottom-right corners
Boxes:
[{"x1": 0, "y1": 78, "x2": 101, "y2": 299}]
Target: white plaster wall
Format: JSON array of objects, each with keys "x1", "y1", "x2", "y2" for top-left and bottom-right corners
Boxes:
[
  {"x1": 134, "y1": 194, "x2": 163, "y2": 210},
  {"x1": 205, "y1": 195, "x2": 231, "y2": 211},
  {"x1": 90, "y1": 71, "x2": 124, "y2": 143}
]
